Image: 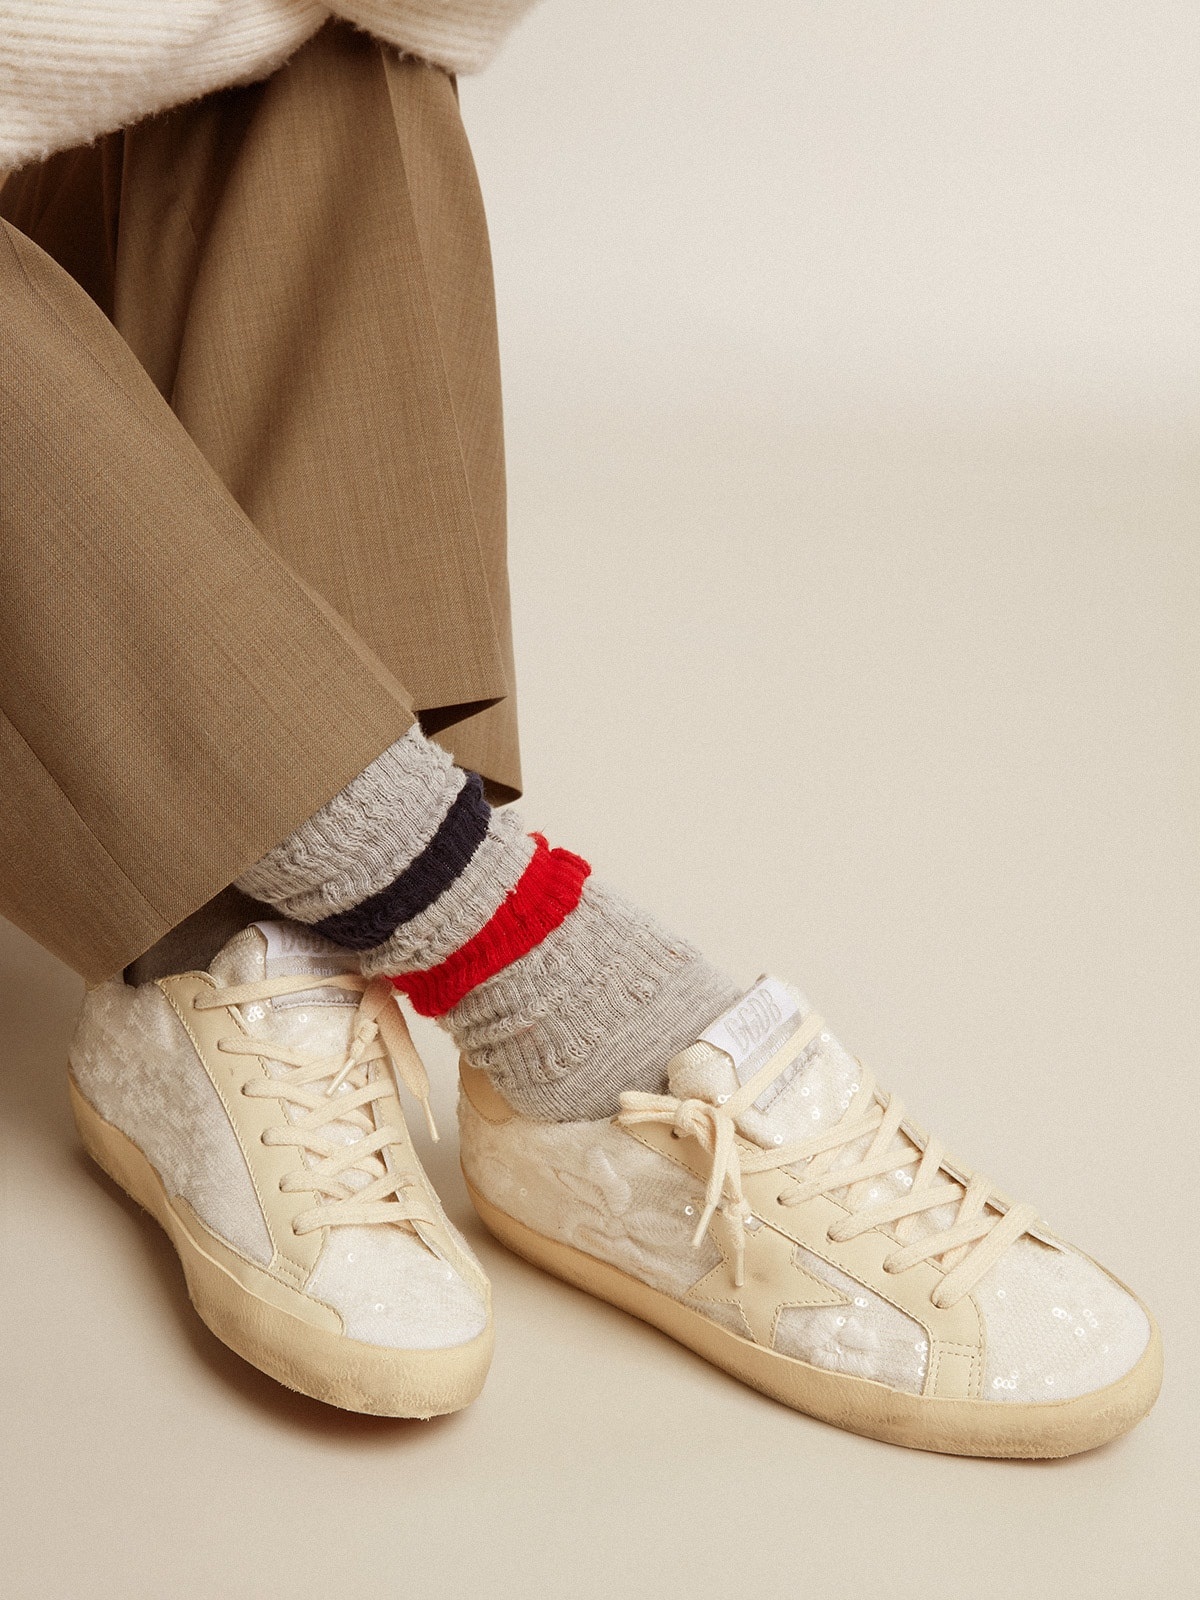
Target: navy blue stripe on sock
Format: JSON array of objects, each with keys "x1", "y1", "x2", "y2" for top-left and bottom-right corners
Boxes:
[{"x1": 313, "y1": 771, "x2": 492, "y2": 950}]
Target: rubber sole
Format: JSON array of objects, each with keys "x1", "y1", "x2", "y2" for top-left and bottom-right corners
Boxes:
[
  {"x1": 69, "y1": 1074, "x2": 492, "y2": 1417},
  {"x1": 465, "y1": 1177, "x2": 1162, "y2": 1458}
]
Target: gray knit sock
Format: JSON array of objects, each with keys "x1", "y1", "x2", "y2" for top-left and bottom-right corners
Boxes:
[
  {"x1": 445, "y1": 880, "x2": 742, "y2": 1119},
  {"x1": 237, "y1": 726, "x2": 740, "y2": 1119}
]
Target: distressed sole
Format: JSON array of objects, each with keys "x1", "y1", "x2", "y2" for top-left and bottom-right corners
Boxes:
[
  {"x1": 465, "y1": 1178, "x2": 1161, "y2": 1458},
  {"x1": 69, "y1": 1074, "x2": 492, "y2": 1417}
]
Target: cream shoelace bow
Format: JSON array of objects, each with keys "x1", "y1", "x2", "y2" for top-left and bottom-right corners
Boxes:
[
  {"x1": 618, "y1": 1010, "x2": 1040, "y2": 1309},
  {"x1": 195, "y1": 973, "x2": 440, "y2": 1238}
]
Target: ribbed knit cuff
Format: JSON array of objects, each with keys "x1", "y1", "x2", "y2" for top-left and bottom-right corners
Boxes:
[{"x1": 390, "y1": 834, "x2": 590, "y2": 1014}]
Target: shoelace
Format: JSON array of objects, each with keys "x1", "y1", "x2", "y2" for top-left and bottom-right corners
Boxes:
[
  {"x1": 195, "y1": 973, "x2": 440, "y2": 1237},
  {"x1": 617, "y1": 1009, "x2": 1040, "y2": 1308}
]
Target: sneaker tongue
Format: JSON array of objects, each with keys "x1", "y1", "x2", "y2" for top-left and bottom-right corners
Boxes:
[
  {"x1": 669, "y1": 977, "x2": 960, "y2": 1246},
  {"x1": 668, "y1": 975, "x2": 866, "y2": 1148},
  {"x1": 207, "y1": 920, "x2": 360, "y2": 997}
]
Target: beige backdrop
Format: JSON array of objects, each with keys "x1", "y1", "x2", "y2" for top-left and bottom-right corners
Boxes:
[{"x1": 2, "y1": 3, "x2": 1197, "y2": 1596}]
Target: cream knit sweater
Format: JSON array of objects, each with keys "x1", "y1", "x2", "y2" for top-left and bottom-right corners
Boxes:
[{"x1": 0, "y1": 0, "x2": 538, "y2": 171}]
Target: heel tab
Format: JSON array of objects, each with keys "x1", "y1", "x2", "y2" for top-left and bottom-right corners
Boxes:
[{"x1": 459, "y1": 1059, "x2": 515, "y2": 1124}]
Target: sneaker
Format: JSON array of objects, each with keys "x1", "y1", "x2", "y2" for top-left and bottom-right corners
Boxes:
[
  {"x1": 459, "y1": 975, "x2": 1161, "y2": 1456},
  {"x1": 69, "y1": 921, "x2": 492, "y2": 1416}
]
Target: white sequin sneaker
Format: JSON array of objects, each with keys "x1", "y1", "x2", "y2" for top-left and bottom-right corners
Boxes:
[
  {"x1": 459, "y1": 976, "x2": 1161, "y2": 1456},
  {"x1": 69, "y1": 922, "x2": 492, "y2": 1416}
]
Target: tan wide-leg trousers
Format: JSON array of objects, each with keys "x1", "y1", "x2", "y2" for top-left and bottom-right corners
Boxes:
[{"x1": 0, "y1": 24, "x2": 520, "y2": 982}]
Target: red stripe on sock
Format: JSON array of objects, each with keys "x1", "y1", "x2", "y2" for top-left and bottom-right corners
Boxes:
[{"x1": 390, "y1": 834, "x2": 591, "y2": 1016}]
